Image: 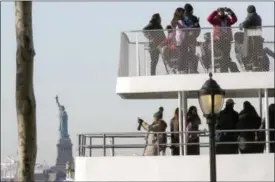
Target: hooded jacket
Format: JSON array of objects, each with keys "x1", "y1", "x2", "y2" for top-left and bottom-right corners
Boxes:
[{"x1": 207, "y1": 10, "x2": 237, "y2": 41}]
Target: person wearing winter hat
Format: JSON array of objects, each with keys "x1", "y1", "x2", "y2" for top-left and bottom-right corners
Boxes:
[
  {"x1": 177, "y1": 3, "x2": 201, "y2": 74},
  {"x1": 153, "y1": 106, "x2": 164, "y2": 121},
  {"x1": 239, "y1": 5, "x2": 263, "y2": 71},
  {"x1": 184, "y1": 3, "x2": 193, "y2": 14},
  {"x1": 137, "y1": 107, "x2": 167, "y2": 156},
  {"x1": 239, "y1": 5, "x2": 262, "y2": 30}
]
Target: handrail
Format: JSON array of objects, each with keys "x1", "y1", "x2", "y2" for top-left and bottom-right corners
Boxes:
[
  {"x1": 129, "y1": 41, "x2": 275, "y2": 45},
  {"x1": 77, "y1": 128, "x2": 275, "y2": 157},
  {"x1": 80, "y1": 140, "x2": 274, "y2": 149},
  {"x1": 124, "y1": 25, "x2": 275, "y2": 33},
  {"x1": 78, "y1": 128, "x2": 275, "y2": 137}
]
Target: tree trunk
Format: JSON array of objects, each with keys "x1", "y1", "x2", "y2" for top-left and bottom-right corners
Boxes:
[{"x1": 15, "y1": 2, "x2": 37, "y2": 182}]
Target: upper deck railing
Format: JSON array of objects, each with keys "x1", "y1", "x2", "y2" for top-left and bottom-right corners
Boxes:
[{"x1": 118, "y1": 26, "x2": 274, "y2": 77}]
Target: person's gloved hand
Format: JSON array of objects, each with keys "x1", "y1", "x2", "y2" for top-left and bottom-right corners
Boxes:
[
  {"x1": 225, "y1": 8, "x2": 233, "y2": 15},
  {"x1": 217, "y1": 7, "x2": 224, "y2": 12},
  {"x1": 138, "y1": 118, "x2": 143, "y2": 125}
]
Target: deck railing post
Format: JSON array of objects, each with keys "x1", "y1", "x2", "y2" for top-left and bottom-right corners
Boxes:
[
  {"x1": 89, "y1": 136, "x2": 92, "y2": 157},
  {"x1": 210, "y1": 31, "x2": 215, "y2": 73},
  {"x1": 135, "y1": 32, "x2": 140, "y2": 76},
  {"x1": 258, "y1": 89, "x2": 262, "y2": 118},
  {"x1": 178, "y1": 91, "x2": 184, "y2": 155},
  {"x1": 78, "y1": 135, "x2": 82, "y2": 156},
  {"x1": 264, "y1": 88, "x2": 270, "y2": 153},
  {"x1": 82, "y1": 135, "x2": 86, "y2": 156},
  {"x1": 144, "y1": 45, "x2": 149, "y2": 76},
  {"x1": 103, "y1": 134, "x2": 106, "y2": 156},
  {"x1": 111, "y1": 137, "x2": 115, "y2": 157},
  {"x1": 182, "y1": 91, "x2": 187, "y2": 155}
]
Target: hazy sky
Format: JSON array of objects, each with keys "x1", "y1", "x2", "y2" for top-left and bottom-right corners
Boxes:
[{"x1": 1, "y1": 2, "x2": 274, "y2": 165}]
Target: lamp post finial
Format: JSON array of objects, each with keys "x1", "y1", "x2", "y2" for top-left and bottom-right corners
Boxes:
[{"x1": 209, "y1": 72, "x2": 213, "y2": 79}]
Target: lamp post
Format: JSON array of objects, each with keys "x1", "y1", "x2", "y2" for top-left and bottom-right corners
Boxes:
[{"x1": 198, "y1": 73, "x2": 225, "y2": 182}]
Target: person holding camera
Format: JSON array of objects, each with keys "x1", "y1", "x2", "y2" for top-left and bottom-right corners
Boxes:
[
  {"x1": 137, "y1": 107, "x2": 167, "y2": 156},
  {"x1": 207, "y1": 7, "x2": 238, "y2": 73}
]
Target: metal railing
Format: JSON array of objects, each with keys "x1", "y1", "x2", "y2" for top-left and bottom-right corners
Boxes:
[
  {"x1": 118, "y1": 26, "x2": 274, "y2": 77},
  {"x1": 78, "y1": 128, "x2": 275, "y2": 157}
]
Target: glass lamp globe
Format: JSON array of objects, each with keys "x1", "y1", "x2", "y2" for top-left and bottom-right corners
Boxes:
[{"x1": 198, "y1": 73, "x2": 225, "y2": 116}]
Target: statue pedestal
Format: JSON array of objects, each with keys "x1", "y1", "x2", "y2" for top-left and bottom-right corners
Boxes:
[{"x1": 56, "y1": 137, "x2": 73, "y2": 170}]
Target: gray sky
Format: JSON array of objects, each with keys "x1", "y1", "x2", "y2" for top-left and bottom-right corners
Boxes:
[{"x1": 1, "y1": 2, "x2": 274, "y2": 165}]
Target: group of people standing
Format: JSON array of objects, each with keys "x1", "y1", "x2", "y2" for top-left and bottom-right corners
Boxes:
[
  {"x1": 143, "y1": 4, "x2": 200, "y2": 75},
  {"x1": 216, "y1": 99, "x2": 274, "y2": 154},
  {"x1": 143, "y1": 4, "x2": 270, "y2": 75},
  {"x1": 137, "y1": 105, "x2": 202, "y2": 156},
  {"x1": 137, "y1": 100, "x2": 275, "y2": 156}
]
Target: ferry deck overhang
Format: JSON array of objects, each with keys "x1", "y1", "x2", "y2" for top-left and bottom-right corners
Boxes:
[
  {"x1": 116, "y1": 26, "x2": 274, "y2": 99},
  {"x1": 116, "y1": 72, "x2": 275, "y2": 99}
]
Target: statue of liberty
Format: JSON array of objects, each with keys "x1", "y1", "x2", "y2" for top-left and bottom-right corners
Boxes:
[{"x1": 55, "y1": 95, "x2": 69, "y2": 139}]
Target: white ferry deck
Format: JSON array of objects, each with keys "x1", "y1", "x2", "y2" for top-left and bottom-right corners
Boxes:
[{"x1": 75, "y1": 25, "x2": 274, "y2": 181}]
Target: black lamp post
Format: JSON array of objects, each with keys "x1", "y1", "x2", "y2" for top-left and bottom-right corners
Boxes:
[{"x1": 198, "y1": 73, "x2": 225, "y2": 182}]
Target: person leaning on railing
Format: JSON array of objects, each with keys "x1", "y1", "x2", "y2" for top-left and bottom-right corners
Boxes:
[
  {"x1": 179, "y1": 3, "x2": 201, "y2": 74},
  {"x1": 234, "y1": 32, "x2": 272, "y2": 71},
  {"x1": 215, "y1": 99, "x2": 239, "y2": 154},
  {"x1": 207, "y1": 7, "x2": 238, "y2": 73},
  {"x1": 237, "y1": 101, "x2": 262, "y2": 154},
  {"x1": 143, "y1": 13, "x2": 166, "y2": 76},
  {"x1": 157, "y1": 25, "x2": 179, "y2": 74},
  {"x1": 185, "y1": 106, "x2": 201, "y2": 155},
  {"x1": 268, "y1": 104, "x2": 275, "y2": 153},
  {"x1": 199, "y1": 32, "x2": 212, "y2": 72},
  {"x1": 258, "y1": 104, "x2": 275, "y2": 153},
  {"x1": 239, "y1": 5, "x2": 263, "y2": 71},
  {"x1": 170, "y1": 108, "x2": 181, "y2": 156}
]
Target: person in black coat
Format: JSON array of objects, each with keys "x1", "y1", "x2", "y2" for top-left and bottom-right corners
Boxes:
[
  {"x1": 239, "y1": 5, "x2": 262, "y2": 29},
  {"x1": 216, "y1": 99, "x2": 239, "y2": 154},
  {"x1": 237, "y1": 101, "x2": 262, "y2": 154},
  {"x1": 256, "y1": 103, "x2": 275, "y2": 153},
  {"x1": 200, "y1": 32, "x2": 211, "y2": 72},
  {"x1": 170, "y1": 108, "x2": 180, "y2": 155},
  {"x1": 178, "y1": 3, "x2": 201, "y2": 73},
  {"x1": 239, "y1": 5, "x2": 263, "y2": 71},
  {"x1": 185, "y1": 106, "x2": 201, "y2": 155},
  {"x1": 268, "y1": 104, "x2": 275, "y2": 153},
  {"x1": 143, "y1": 13, "x2": 166, "y2": 76}
]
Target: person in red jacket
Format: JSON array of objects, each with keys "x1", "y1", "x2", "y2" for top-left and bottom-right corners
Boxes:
[{"x1": 207, "y1": 7, "x2": 238, "y2": 73}]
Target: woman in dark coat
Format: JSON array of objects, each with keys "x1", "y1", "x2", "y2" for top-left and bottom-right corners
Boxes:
[
  {"x1": 170, "y1": 108, "x2": 180, "y2": 155},
  {"x1": 143, "y1": 13, "x2": 166, "y2": 76},
  {"x1": 256, "y1": 103, "x2": 275, "y2": 153},
  {"x1": 268, "y1": 104, "x2": 275, "y2": 153},
  {"x1": 185, "y1": 106, "x2": 201, "y2": 155},
  {"x1": 237, "y1": 101, "x2": 261, "y2": 153}
]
